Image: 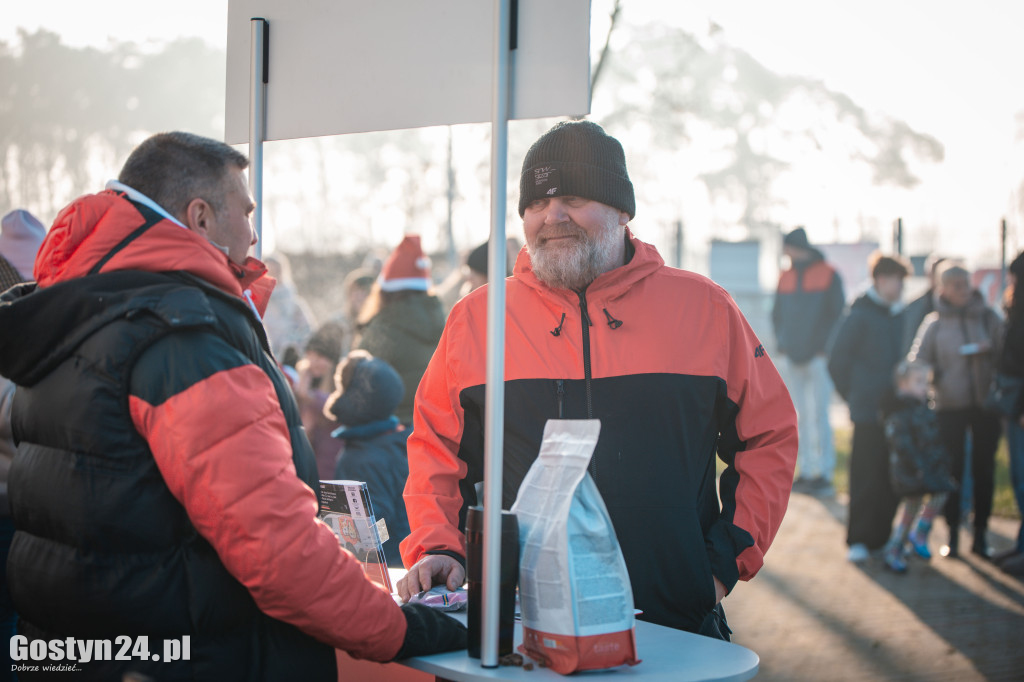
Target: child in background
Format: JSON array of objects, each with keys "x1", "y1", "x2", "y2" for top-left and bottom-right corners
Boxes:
[
  {"x1": 324, "y1": 350, "x2": 410, "y2": 567},
  {"x1": 881, "y1": 361, "x2": 958, "y2": 573}
]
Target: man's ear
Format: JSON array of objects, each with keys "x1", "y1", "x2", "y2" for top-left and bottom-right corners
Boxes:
[
  {"x1": 619, "y1": 211, "x2": 630, "y2": 226},
  {"x1": 183, "y1": 197, "x2": 215, "y2": 237}
]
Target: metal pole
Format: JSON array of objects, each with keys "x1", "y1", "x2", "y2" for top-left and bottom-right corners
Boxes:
[
  {"x1": 893, "y1": 217, "x2": 903, "y2": 256},
  {"x1": 482, "y1": 0, "x2": 512, "y2": 669},
  {"x1": 249, "y1": 18, "x2": 268, "y2": 260},
  {"x1": 1001, "y1": 218, "x2": 1008, "y2": 295},
  {"x1": 674, "y1": 219, "x2": 684, "y2": 269},
  {"x1": 446, "y1": 127, "x2": 457, "y2": 269}
]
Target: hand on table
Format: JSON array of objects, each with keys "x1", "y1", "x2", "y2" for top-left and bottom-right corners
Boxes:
[{"x1": 396, "y1": 554, "x2": 466, "y2": 603}]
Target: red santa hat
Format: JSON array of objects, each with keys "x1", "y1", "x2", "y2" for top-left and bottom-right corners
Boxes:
[{"x1": 379, "y1": 235, "x2": 431, "y2": 292}]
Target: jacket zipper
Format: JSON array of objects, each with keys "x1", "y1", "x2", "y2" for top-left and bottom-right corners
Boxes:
[
  {"x1": 576, "y1": 289, "x2": 596, "y2": 479},
  {"x1": 959, "y1": 313, "x2": 978, "y2": 405},
  {"x1": 556, "y1": 379, "x2": 565, "y2": 419}
]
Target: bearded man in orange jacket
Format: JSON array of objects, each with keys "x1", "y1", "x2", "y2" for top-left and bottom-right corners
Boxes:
[
  {"x1": 0, "y1": 132, "x2": 463, "y2": 681},
  {"x1": 397, "y1": 120, "x2": 799, "y2": 640}
]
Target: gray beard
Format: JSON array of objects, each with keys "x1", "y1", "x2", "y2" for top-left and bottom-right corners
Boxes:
[{"x1": 528, "y1": 223, "x2": 623, "y2": 291}]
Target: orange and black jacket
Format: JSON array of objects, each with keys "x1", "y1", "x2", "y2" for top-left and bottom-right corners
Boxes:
[
  {"x1": 402, "y1": 229, "x2": 798, "y2": 633},
  {"x1": 772, "y1": 253, "x2": 845, "y2": 364},
  {"x1": 0, "y1": 189, "x2": 406, "y2": 679}
]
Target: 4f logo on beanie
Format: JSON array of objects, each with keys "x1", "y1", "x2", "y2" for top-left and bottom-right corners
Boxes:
[{"x1": 533, "y1": 165, "x2": 561, "y2": 193}]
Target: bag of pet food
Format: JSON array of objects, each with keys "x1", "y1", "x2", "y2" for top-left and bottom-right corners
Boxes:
[{"x1": 510, "y1": 419, "x2": 639, "y2": 674}]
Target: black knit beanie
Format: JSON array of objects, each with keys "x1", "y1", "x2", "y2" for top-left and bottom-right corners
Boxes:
[
  {"x1": 325, "y1": 351, "x2": 405, "y2": 426},
  {"x1": 466, "y1": 241, "x2": 489, "y2": 276},
  {"x1": 518, "y1": 120, "x2": 635, "y2": 219}
]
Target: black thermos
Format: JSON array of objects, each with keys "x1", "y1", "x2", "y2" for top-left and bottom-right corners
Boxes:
[{"x1": 465, "y1": 505, "x2": 519, "y2": 659}]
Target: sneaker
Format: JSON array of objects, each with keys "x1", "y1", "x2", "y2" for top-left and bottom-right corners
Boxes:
[
  {"x1": 972, "y1": 532, "x2": 992, "y2": 560},
  {"x1": 884, "y1": 546, "x2": 908, "y2": 573},
  {"x1": 847, "y1": 543, "x2": 870, "y2": 563},
  {"x1": 908, "y1": 531, "x2": 932, "y2": 560}
]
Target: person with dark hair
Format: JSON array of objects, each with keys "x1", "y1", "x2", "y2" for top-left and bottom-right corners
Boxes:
[
  {"x1": 772, "y1": 226, "x2": 845, "y2": 496},
  {"x1": 325, "y1": 350, "x2": 410, "y2": 568},
  {"x1": 353, "y1": 235, "x2": 446, "y2": 426},
  {"x1": 294, "y1": 322, "x2": 346, "y2": 479},
  {"x1": 902, "y1": 255, "x2": 948, "y2": 355},
  {"x1": 909, "y1": 262, "x2": 1004, "y2": 559},
  {"x1": 0, "y1": 132, "x2": 463, "y2": 680},
  {"x1": 995, "y1": 251, "x2": 1024, "y2": 576},
  {"x1": 436, "y1": 240, "x2": 509, "y2": 312},
  {"x1": 337, "y1": 267, "x2": 376, "y2": 352},
  {"x1": 828, "y1": 252, "x2": 911, "y2": 562},
  {"x1": 397, "y1": 120, "x2": 798, "y2": 640}
]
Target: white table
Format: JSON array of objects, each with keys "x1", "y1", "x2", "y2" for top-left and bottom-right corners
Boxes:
[
  {"x1": 399, "y1": 615, "x2": 759, "y2": 682},
  {"x1": 337, "y1": 573, "x2": 759, "y2": 682}
]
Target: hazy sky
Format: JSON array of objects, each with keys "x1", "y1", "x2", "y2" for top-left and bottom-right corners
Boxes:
[{"x1": 4, "y1": 0, "x2": 1023, "y2": 264}]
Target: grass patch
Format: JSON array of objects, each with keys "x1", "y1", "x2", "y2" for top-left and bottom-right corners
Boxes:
[
  {"x1": 831, "y1": 424, "x2": 1019, "y2": 520},
  {"x1": 718, "y1": 424, "x2": 1020, "y2": 520}
]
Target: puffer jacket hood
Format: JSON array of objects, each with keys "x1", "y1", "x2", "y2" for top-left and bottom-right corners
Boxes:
[
  {"x1": 32, "y1": 188, "x2": 274, "y2": 315},
  {"x1": 0, "y1": 273, "x2": 224, "y2": 387},
  {"x1": 0, "y1": 188, "x2": 276, "y2": 387}
]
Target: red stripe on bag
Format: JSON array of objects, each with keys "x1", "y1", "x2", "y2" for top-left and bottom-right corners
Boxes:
[{"x1": 520, "y1": 626, "x2": 640, "y2": 675}]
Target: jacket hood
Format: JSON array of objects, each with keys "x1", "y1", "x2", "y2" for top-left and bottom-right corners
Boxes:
[
  {"x1": 791, "y1": 248, "x2": 826, "y2": 269},
  {"x1": 512, "y1": 227, "x2": 663, "y2": 302},
  {"x1": 852, "y1": 289, "x2": 900, "y2": 316},
  {"x1": 34, "y1": 189, "x2": 274, "y2": 317},
  {"x1": 0, "y1": 271, "x2": 234, "y2": 386},
  {"x1": 934, "y1": 290, "x2": 989, "y2": 318}
]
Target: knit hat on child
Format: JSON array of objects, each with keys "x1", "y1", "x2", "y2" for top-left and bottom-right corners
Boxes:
[{"x1": 325, "y1": 350, "x2": 405, "y2": 426}]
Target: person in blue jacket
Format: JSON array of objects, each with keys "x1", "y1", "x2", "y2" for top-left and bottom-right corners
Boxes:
[
  {"x1": 325, "y1": 350, "x2": 411, "y2": 567},
  {"x1": 828, "y1": 252, "x2": 910, "y2": 563}
]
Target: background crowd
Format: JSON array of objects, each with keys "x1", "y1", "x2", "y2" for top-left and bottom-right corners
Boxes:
[{"x1": 772, "y1": 227, "x2": 1024, "y2": 578}]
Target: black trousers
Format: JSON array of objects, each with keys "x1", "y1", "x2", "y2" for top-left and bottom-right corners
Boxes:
[
  {"x1": 847, "y1": 421, "x2": 901, "y2": 549},
  {"x1": 937, "y1": 407, "x2": 1001, "y2": 534}
]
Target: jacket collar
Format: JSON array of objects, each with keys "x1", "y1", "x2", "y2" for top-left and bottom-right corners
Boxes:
[
  {"x1": 512, "y1": 227, "x2": 664, "y2": 303},
  {"x1": 34, "y1": 188, "x2": 275, "y2": 318},
  {"x1": 864, "y1": 286, "x2": 904, "y2": 315},
  {"x1": 935, "y1": 290, "x2": 988, "y2": 318}
]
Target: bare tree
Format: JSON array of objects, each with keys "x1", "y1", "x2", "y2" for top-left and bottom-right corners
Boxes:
[{"x1": 589, "y1": 0, "x2": 622, "y2": 102}]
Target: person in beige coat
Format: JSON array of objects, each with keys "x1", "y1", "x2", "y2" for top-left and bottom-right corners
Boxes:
[{"x1": 909, "y1": 263, "x2": 1004, "y2": 558}]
